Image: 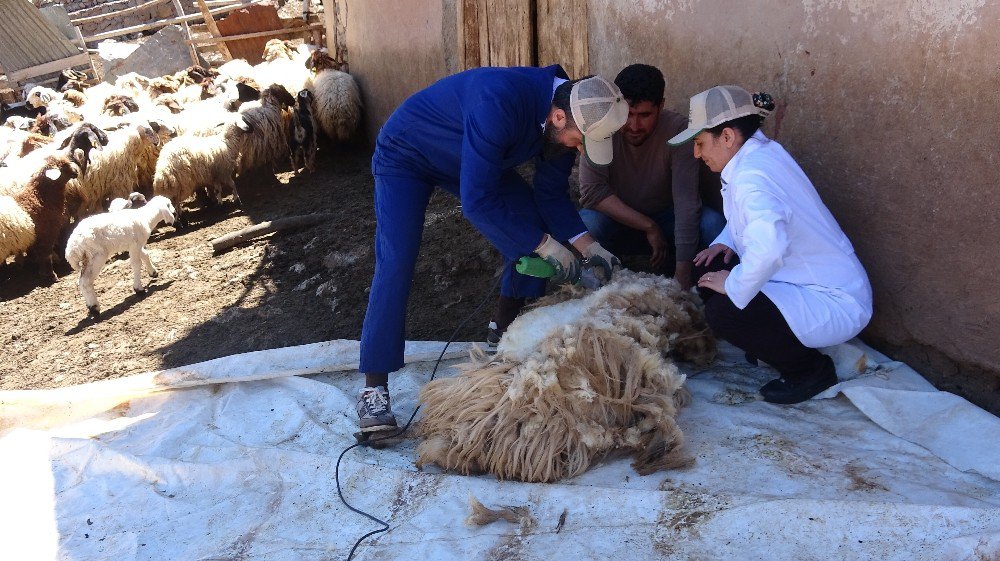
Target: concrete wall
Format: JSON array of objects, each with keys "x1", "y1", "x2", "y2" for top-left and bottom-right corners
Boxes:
[
  {"x1": 341, "y1": 0, "x2": 998, "y2": 412},
  {"x1": 588, "y1": 0, "x2": 1000, "y2": 411},
  {"x1": 344, "y1": 0, "x2": 458, "y2": 143}
]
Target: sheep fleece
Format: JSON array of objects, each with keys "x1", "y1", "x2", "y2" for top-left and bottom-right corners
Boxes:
[{"x1": 417, "y1": 271, "x2": 717, "y2": 483}]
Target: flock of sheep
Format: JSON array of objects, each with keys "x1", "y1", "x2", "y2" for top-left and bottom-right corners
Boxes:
[{"x1": 0, "y1": 40, "x2": 361, "y2": 317}]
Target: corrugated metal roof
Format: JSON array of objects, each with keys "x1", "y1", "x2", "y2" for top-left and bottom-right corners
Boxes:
[{"x1": 0, "y1": 0, "x2": 82, "y2": 75}]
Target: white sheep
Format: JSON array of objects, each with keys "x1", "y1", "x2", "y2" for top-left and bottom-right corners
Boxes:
[
  {"x1": 24, "y1": 86, "x2": 83, "y2": 125},
  {"x1": 152, "y1": 124, "x2": 242, "y2": 227},
  {"x1": 64, "y1": 195, "x2": 175, "y2": 317},
  {"x1": 253, "y1": 39, "x2": 312, "y2": 98},
  {"x1": 305, "y1": 50, "x2": 362, "y2": 142},
  {"x1": 63, "y1": 121, "x2": 160, "y2": 221}
]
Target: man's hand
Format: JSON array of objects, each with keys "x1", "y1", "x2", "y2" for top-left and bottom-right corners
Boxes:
[
  {"x1": 644, "y1": 223, "x2": 669, "y2": 269},
  {"x1": 674, "y1": 260, "x2": 694, "y2": 290},
  {"x1": 581, "y1": 240, "x2": 621, "y2": 285},
  {"x1": 693, "y1": 243, "x2": 735, "y2": 267},
  {"x1": 535, "y1": 234, "x2": 581, "y2": 284},
  {"x1": 697, "y1": 269, "x2": 729, "y2": 294}
]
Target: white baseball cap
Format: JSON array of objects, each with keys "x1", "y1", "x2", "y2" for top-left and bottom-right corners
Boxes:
[
  {"x1": 569, "y1": 75, "x2": 629, "y2": 166},
  {"x1": 667, "y1": 85, "x2": 773, "y2": 146}
]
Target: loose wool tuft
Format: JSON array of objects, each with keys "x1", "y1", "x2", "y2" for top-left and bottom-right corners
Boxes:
[{"x1": 416, "y1": 271, "x2": 716, "y2": 483}]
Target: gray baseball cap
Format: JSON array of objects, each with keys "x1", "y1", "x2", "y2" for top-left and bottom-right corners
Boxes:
[
  {"x1": 668, "y1": 85, "x2": 773, "y2": 146},
  {"x1": 569, "y1": 75, "x2": 629, "y2": 166}
]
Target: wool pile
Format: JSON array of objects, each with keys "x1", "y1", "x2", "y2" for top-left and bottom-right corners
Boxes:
[{"x1": 416, "y1": 270, "x2": 717, "y2": 482}]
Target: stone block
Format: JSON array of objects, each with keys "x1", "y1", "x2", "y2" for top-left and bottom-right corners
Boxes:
[{"x1": 102, "y1": 25, "x2": 194, "y2": 83}]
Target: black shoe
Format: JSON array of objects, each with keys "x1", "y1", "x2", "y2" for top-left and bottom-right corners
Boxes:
[{"x1": 760, "y1": 357, "x2": 838, "y2": 405}]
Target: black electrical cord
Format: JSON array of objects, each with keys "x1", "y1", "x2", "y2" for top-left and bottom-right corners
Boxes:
[{"x1": 335, "y1": 272, "x2": 502, "y2": 560}]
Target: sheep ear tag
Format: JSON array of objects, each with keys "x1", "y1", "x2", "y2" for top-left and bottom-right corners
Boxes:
[{"x1": 45, "y1": 168, "x2": 62, "y2": 180}]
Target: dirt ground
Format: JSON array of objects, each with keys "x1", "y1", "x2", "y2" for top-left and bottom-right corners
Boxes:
[
  {"x1": 3, "y1": 140, "x2": 997, "y2": 418},
  {"x1": 0, "y1": 143, "x2": 504, "y2": 391}
]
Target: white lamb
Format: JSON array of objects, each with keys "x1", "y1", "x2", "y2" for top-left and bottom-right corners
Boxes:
[{"x1": 65, "y1": 195, "x2": 175, "y2": 318}]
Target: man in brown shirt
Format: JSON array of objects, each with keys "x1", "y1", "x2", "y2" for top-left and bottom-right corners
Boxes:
[{"x1": 579, "y1": 64, "x2": 725, "y2": 289}]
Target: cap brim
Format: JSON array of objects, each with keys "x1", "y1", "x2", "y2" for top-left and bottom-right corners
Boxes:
[
  {"x1": 667, "y1": 127, "x2": 703, "y2": 147},
  {"x1": 583, "y1": 135, "x2": 613, "y2": 167}
]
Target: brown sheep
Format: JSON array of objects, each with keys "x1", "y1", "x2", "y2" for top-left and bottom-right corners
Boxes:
[{"x1": 0, "y1": 155, "x2": 80, "y2": 280}]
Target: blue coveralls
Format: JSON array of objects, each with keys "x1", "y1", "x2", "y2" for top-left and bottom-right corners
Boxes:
[{"x1": 360, "y1": 65, "x2": 587, "y2": 374}]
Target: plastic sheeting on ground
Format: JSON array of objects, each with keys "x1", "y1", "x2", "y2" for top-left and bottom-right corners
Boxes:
[{"x1": 1, "y1": 338, "x2": 998, "y2": 561}]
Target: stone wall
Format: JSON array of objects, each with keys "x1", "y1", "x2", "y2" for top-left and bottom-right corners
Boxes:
[{"x1": 55, "y1": 0, "x2": 193, "y2": 38}]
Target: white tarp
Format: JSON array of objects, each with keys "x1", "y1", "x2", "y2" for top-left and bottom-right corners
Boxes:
[{"x1": 1, "y1": 338, "x2": 999, "y2": 560}]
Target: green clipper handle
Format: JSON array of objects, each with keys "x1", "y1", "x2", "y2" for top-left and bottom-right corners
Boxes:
[{"x1": 515, "y1": 256, "x2": 556, "y2": 279}]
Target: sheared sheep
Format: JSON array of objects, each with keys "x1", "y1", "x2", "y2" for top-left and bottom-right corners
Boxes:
[
  {"x1": 65, "y1": 195, "x2": 175, "y2": 317},
  {"x1": 0, "y1": 155, "x2": 80, "y2": 279},
  {"x1": 305, "y1": 50, "x2": 362, "y2": 142},
  {"x1": 416, "y1": 270, "x2": 716, "y2": 483}
]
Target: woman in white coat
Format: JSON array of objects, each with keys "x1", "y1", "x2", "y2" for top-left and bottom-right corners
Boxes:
[{"x1": 669, "y1": 85, "x2": 872, "y2": 404}]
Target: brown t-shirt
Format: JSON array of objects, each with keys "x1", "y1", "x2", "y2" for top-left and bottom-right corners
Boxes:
[{"x1": 578, "y1": 109, "x2": 704, "y2": 261}]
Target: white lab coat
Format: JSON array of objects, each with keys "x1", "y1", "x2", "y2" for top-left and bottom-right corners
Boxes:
[{"x1": 714, "y1": 131, "x2": 872, "y2": 348}]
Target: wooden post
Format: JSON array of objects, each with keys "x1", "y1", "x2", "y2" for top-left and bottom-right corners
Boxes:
[
  {"x1": 196, "y1": 0, "x2": 233, "y2": 60},
  {"x1": 170, "y1": 0, "x2": 202, "y2": 66},
  {"x1": 322, "y1": 0, "x2": 336, "y2": 54}
]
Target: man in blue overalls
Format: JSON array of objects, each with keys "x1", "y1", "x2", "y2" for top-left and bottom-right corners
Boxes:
[{"x1": 356, "y1": 66, "x2": 629, "y2": 432}]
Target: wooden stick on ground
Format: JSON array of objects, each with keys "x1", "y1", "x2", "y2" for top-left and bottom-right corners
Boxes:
[{"x1": 210, "y1": 213, "x2": 335, "y2": 254}]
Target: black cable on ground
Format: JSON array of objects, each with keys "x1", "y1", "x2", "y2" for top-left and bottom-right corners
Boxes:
[{"x1": 335, "y1": 272, "x2": 502, "y2": 560}]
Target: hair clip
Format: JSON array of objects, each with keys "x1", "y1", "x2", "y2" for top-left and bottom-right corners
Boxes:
[{"x1": 752, "y1": 92, "x2": 775, "y2": 112}]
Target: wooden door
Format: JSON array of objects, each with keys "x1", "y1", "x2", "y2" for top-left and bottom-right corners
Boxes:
[
  {"x1": 457, "y1": 0, "x2": 533, "y2": 69},
  {"x1": 457, "y1": 0, "x2": 588, "y2": 78},
  {"x1": 536, "y1": 0, "x2": 588, "y2": 78}
]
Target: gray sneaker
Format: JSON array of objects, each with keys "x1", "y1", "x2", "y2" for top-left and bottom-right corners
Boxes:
[
  {"x1": 356, "y1": 386, "x2": 398, "y2": 432},
  {"x1": 486, "y1": 321, "x2": 502, "y2": 354}
]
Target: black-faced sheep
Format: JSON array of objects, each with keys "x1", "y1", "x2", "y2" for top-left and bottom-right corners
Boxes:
[
  {"x1": 0, "y1": 155, "x2": 80, "y2": 280},
  {"x1": 63, "y1": 121, "x2": 160, "y2": 221},
  {"x1": 289, "y1": 89, "x2": 317, "y2": 173},
  {"x1": 108, "y1": 192, "x2": 147, "y2": 212},
  {"x1": 416, "y1": 271, "x2": 716, "y2": 483},
  {"x1": 233, "y1": 84, "x2": 296, "y2": 173},
  {"x1": 305, "y1": 50, "x2": 362, "y2": 142},
  {"x1": 64, "y1": 195, "x2": 175, "y2": 317}
]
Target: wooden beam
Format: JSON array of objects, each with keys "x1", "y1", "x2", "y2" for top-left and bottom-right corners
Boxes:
[
  {"x1": 196, "y1": 0, "x2": 232, "y2": 61},
  {"x1": 70, "y1": 0, "x2": 172, "y2": 26},
  {"x1": 81, "y1": 2, "x2": 262, "y2": 43},
  {"x1": 170, "y1": 0, "x2": 201, "y2": 66},
  {"x1": 322, "y1": 0, "x2": 336, "y2": 54},
  {"x1": 188, "y1": 24, "x2": 322, "y2": 45},
  {"x1": 9, "y1": 53, "x2": 92, "y2": 84}
]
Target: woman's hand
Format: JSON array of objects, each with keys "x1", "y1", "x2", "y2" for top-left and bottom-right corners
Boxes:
[{"x1": 697, "y1": 270, "x2": 729, "y2": 294}]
